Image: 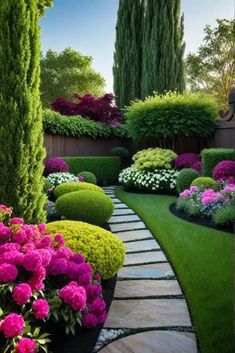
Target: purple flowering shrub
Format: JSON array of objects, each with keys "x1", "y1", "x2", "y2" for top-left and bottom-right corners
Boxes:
[
  {"x1": 44, "y1": 157, "x2": 69, "y2": 177},
  {"x1": 0, "y1": 205, "x2": 106, "y2": 353},
  {"x1": 212, "y1": 160, "x2": 235, "y2": 182},
  {"x1": 174, "y1": 153, "x2": 201, "y2": 172},
  {"x1": 51, "y1": 93, "x2": 122, "y2": 126}
]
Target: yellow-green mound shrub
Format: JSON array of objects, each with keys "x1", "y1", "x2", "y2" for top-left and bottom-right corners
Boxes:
[
  {"x1": 47, "y1": 220, "x2": 125, "y2": 279},
  {"x1": 133, "y1": 148, "x2": 177, "y2": 170},
  {"x1": 54, "y1": 181, "x2": 103, "y2": 199},
  {"x1": 191, "y1": 177, "x2": 217, "y2": 190},
  {"x1": 55, "y1": 190, "x2": 114, "y2": 225}
]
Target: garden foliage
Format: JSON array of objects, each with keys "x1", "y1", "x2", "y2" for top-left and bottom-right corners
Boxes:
[
  {"x1": 47, "y1": 221, "x2": 125, "y2": 279},
  {"x1": 133, "y1": 148, "x2": 177, "y2": 170},
  {"x1": 54, "y1": 182, "x2": 103, "y2": 199},
  {"x1": 77, "y1": 172, "x2": 97, "y2": 185},
  {"x1": 201, "y1": 148, "x2": 235, "y2": 176},
  {"x1": 176, "y1": 168, "x2": 199, "y2": 194},
  {"x1": 191, "y1": 177, "x2": 217, "y2": 191}
]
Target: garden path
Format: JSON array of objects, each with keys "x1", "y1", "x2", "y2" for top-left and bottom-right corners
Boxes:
[{"x1": 95, "y1": 186, "x2": 198, "y2": 353}]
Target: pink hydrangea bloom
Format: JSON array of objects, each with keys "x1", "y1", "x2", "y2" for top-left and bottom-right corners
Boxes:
[
  {"x1": 0, "y1": 223, "x2": 12, "y2": 242},
  {"x1": 13, "y1": 283, "x2": 32, "y2": 305},
  {"x1": 39, "y1": 235, "x2": 53, "y2": 248},
  {"x1": 223, "y1": 185, "x2": 235, "y2": 193},
  {"x1": 90, "y1": 298, "x2": 106, "y2": 316},
  {"x1": 0, "y1": 313, "x2": 24, "y2": 338},
  {"x1": 16, "y1": 338, "x2": 36, "y2": 353},
  {"x1": 71, "y1": 253, "x2": 85, "y2": 264},
  {"x1": 0, "y1": 243, "x2": 21, "y2": 254},
  {"x1": 59, "y1": 282, "x2": 87, "y2": 311},
  {"x1": 54, "y1": 233, "x2": 65, "y2": 247},
  {"x1": 10, "y1": 218, "x2": 24, "y2": 225},
  {"x1": 180, "y1": 189, "x2": 191, "y2": 198},
  {"x1": 86, "y1": 284, "x2": 102, "y2": 303},
  {"x1": 201, "y1": 189, "x2": 225, "y2": 205},
  {"x1": 38, "y1": 224, "x2": 46, "y2": 234},
  {"x1": 13, "y1": 229, "x2": 28, "y2": 245},
  {"x1": 56, "y1": 246, "x2": 73, "y2": 259},
  {"x1": 37, "y1": 249, "x2": 52, "y2": 267},
  {"x1": 0, "y1": 251, "x2": 23, "y2": 266},
  {"x1": 32, "y1": 299, "x2": 49, "y2": 320},
  {"x1": 47, "y1": 258, "x2": 68, "y2": 275},
  {"x1": 82, "y1": 312, "x2": 98, "y2": 328},
  {"x1": 0, "y1": 205, "x2": 12, "y2": 215},
  {"x1": 77, "y1": 273, "x2": 92, "y2": 286},
  {"x1": 0, "y1": 263, "x2": 18, "y2": 282},
  {"x1": 22, "y1": 251, "x2": 42, "y2": 271}
]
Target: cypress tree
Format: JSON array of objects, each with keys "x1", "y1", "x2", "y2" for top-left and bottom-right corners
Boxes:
[
  {"x1": 113, "y1": 0, "x2": 144, "y2": 108},
  {"x1": 141, "y1": 0, "x2": 185, "y2": 98},
  {"x1": 0, "y1": 0, "x2": 46, "y2": 223}
]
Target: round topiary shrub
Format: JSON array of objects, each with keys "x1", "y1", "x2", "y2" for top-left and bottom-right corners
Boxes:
[
  {"x1": 175, "y1": 153, "x2": 201, "y2": 171},
  {"x1": 176, "y1": 168, "x2": 199, "y2": 194},
  {"x1": 44, "y1": 157, "x2": 69, "y2": 176},
  {"x1": 111, "y1": 147, "x2": 130, "y2": 158},
  {"x1": 212, "y1": 160, "x2": 235, "y2": 181},
  {"x1": 55, "y1": 190, "x2": 114, "y2": 225},
  {"x1": 47, "y1": 220, "x2": 125, "y2": 279},
  {"x1": 77, "y1": 171, "x2": 97, "y2": 184},
  {"x1": 54, "y1": 182, "x2": 104, "y2": 199},
  {"x1": 133, "y1": 148, "x2": 177, "y2": 170},
  {"x1": 191, "y1": 177, "x2": 217, "y2": 190}
]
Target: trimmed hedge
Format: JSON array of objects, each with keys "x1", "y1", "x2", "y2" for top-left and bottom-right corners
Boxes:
[
  {"x1": 47, "y1": 220, "x2": 125, "y2": 279},
  {"x1": 54, "y1": 182, "x2": 103, "y2": 199},
  {"x1": 62, "y1": 157, "x2": 121, "y2": 186},
  {"x1": 43, "y1": 109, "x2": 128, "y2": 139},
  {"x1": 55, "y1": 190, "x2": 114, "y2": 225},
  {"x1": 201, "y1": 148, "x2": 235, "y2": 176}
]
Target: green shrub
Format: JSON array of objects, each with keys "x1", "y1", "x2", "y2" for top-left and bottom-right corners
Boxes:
[
  {"x1": 77, "y1": 171, "x2": 97, "y2": 184},
  {"x1": 54, "y1": 182, "x2": 103, "y2": 199},
  {"x1": 43, "y1": 109, "x2": 128, "y2": 139},
  {"x1": 43, "y1": 177, "x2": 52, "y2": 194},
  {"x1": 133, "y1": 148, "x2": 177, "y2": 170},
  {"x1": 55, "y1": 190, "x2": 114, "y2": 225},
  {"x1": 176, "y1": 168, "x2": 199, "y2": 194},
  {"x1": 176, "y1": 197, "x2": 187, "y2": 212},
  {"x1": 62, "y1": 157, "x2": 121, "y2": 186},
  {"x1": 125, "y1": 92, "x2": 218, "y2": 143},
  {"x1": 213, "y1": 205, "x2": 235, "y2": 226},
  {"x1": 111, "y1": 147, "x2": 130, "y2": 157},
  {"x1": 191, "y1": 177, "x2": 217, "y2": 190},
  {"x1": 201, "y1": 148, "x2": 235, "y2": 176},
  {"x1": 47, "y1": 220, "x2": 125, "y2": 279}
]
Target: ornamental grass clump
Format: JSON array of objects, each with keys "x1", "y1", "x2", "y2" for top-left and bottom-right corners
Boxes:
[{"x1": 0, "y1": 205, "x2": 107, "y2": 353}]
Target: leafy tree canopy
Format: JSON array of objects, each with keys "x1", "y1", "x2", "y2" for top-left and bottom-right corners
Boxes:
[
  {"x1": 38, "y1": 0, "x2": 53, "y2": 16},
  {"x1": 41, "y1": 48, "x2": 105, "y2": 107},
  {"x1": 185, "y1": 19, "x2": 235, "y2": 109}
]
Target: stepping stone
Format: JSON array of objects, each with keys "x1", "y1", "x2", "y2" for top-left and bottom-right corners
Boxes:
[
  {"x1": 115, "y1": 229, "x2": 153, "y2": 242},
  {"x1": 110, "y1": 222, "x2": 146, "y2": 232},
  {"x1": 113, "y1": 208, "x2": 135, "y2": 216},
  {"x1": 114, "y1": 280, "x2": 182, "y2": 298},
  {"x1": 99, "y1": 331, "x2": 197, "y2": 353},
  {"x1": 114, "y1": 204, "x2": 129, "y2": 209},
  {"x1": 125, "y1": 239, "x2": 160, "y2": 253},
  {"x1": 104, "y1": 299, "x2": 192, "y2": 328},
  {"x1": 111, "y1": 198, "x2": 123, "y2": 203},
  {"x1": 109, "y1": 215, "x2": 140, "y2": 223},
  {"x1": 125, "y1": 251, "x2": 167, "y2": 265},
  {"x1": 118, "y1": 263, "x2": 174, "y2": 279}
]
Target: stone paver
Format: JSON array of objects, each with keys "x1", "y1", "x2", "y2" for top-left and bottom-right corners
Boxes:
[
  {"x1": 125, "y1": 239, "x2": 160, "y2": 253},
  {"x1": 118, "y1": 263, "x2": 174, "y2": 279},
  {"x1": 113, "y1": 208, "x2": 135, "y2": 216},
  {"x1": 111, "y1": 198, "x2": 123, "y2": 203},
  {"x1": 98, "y1": 331, "x2": 197, "y2": 353},
  {"x1": 113, "y1": 204, "x2": 129, "y2": 209},
  {"x1": 114, "y1": 280, "x2": 182, "y2": 298},
  {"x1": 115, "y1": 229, "x2": 153, "y2": 242},
  {"x1": 104, "y1": 299, "x2": 191, "y2": 328},
  {"x1": 110, "y1": 221, "x2": 146, "y2": 232},
  {"x1": 125, "y1": 251, "x2": 167, "y2": 265},
  {"x1": 109, "y1": 214, "x2": 140, "y2": 223}
]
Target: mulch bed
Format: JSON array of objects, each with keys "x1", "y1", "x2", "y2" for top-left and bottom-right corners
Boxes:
[{"x1": 169, "y1": 203, "x2": 233, "y2": 234}]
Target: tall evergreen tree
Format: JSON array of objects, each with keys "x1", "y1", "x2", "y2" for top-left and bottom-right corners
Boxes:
[
  {"x1": 141, "y1": 0, "x2": 185, "y2": 98},
  {"x1": 113, "y1": 0, "x2": 144, "y2": 108},
  {"x1": 0, "y1": 0, "x2": 46, "y2": 223}
]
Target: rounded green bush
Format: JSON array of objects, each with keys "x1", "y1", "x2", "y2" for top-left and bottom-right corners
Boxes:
[
  {"x1": 176, "y1": 168, "x2": 199, "y2": 194},
  {"x1": 54, "y1": 181, "x2": 103, "y2": 199},
  {"x1": 77, "y1": 171, "x2": 97, "y2": 184},
  {"x1": 191, "y1": 177, "x2": 217, "y2": 190},
  {"x1": 133, "y1": 148, "x2": 177, "y2": 170},
  {"x1": 55, "y1": 190, "x2": 114, "y2": 225},
  {"x1": 111, "y1": 147, "x2": 130, "y2": 158},
  {"x1": 47, "y1": 220, "x2": 125, "y2": 279}
]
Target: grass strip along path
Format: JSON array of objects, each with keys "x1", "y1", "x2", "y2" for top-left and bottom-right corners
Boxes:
[{"x1": 116, "y1": 187, "x2": 234, "y2": 353}]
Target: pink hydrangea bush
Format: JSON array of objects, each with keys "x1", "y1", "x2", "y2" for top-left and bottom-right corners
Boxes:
[
  {"x1": 212, "y1": 160, "x2": 235, "y2": 182},
  {"x1": 0, "y1": 208, "x2": 107, "y2": 352}
]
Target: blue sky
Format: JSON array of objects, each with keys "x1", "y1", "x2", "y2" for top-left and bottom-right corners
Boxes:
[{"x1": 40, "y1": 0, "x2": 234, "y2": 92}]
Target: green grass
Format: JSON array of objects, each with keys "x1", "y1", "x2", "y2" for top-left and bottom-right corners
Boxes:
[{"x1": 116, "y1": 187, "x2": 234, "y2": 353}]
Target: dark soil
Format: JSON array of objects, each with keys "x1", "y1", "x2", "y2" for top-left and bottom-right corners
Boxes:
[
  {"x1": 170, "y1": 203, "x2": 233, "y2": 234},
  {"x1": 48, "y1": 276, "x2": 116, "y2": 353}
]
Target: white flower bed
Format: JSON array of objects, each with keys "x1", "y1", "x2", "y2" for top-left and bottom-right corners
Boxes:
[{"x1": 47, "y1": 172, "x2": 78, "y2": 188}]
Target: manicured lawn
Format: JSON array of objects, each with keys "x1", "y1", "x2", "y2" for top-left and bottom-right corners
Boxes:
[{"x1": 116, "y1": 187, "x2": 234, "y2": 353}]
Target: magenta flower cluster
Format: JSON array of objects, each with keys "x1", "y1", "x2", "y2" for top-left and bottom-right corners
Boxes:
[
  {"x1": 175, "y1": 153, "x2": 201, "y2": 172},
  {"x1": 44, "y1": 157, "x2": 69, "y2": 176},
  {"x1": 51, "y1": 93, "x2": 122, "y2": 126},
  {"x1": 212, "y1": 160, "x2": 235, "y2": 182},
  {"x1": 201, "y1": 189, "x2": 225, "y2": 206},
  {"x1": 0, "y1": 209, "x2": 107, "y2": 352},
  {"x1": 180, "y1": 185, "x2": 198, "y2": 198}
]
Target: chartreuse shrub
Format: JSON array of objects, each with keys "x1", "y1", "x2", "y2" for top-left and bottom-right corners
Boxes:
[
  {"x1": 133, "y1": 148, "x2": 177, "y2": 170},
  {"x1": 77, "y1": 171, "x2": 97, "y2": 184},
  {"x1": 55, "y1": 190, "x2": 114, "y2": 225},
  {"x1": 63, "y1": 157, "x2": 121, "y2": 186},
  {"x1": 0, "y1": 0, "x2": 46, "y2": 223},
  {"x1": 125, "y1": 92, "x2": 218, "y2": 143},
  {"x1": 43, "y1": 177, "x2": 52, "y2": 194},
  {"x1": 191, "y1": 177, "x2": 217, "y2": 191},
  {"x1": 201, "y1": 148, "x2": 235, "y2": 176},
  {"x1": 47, "y1": 220, "x2": 125, "y2": 279},
  {"x1": 176, "y1": 168, "x2": 199, "y2": 194},
  {"x1": 54, "y1": 182, "x2": 103, "y2": 199}
]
